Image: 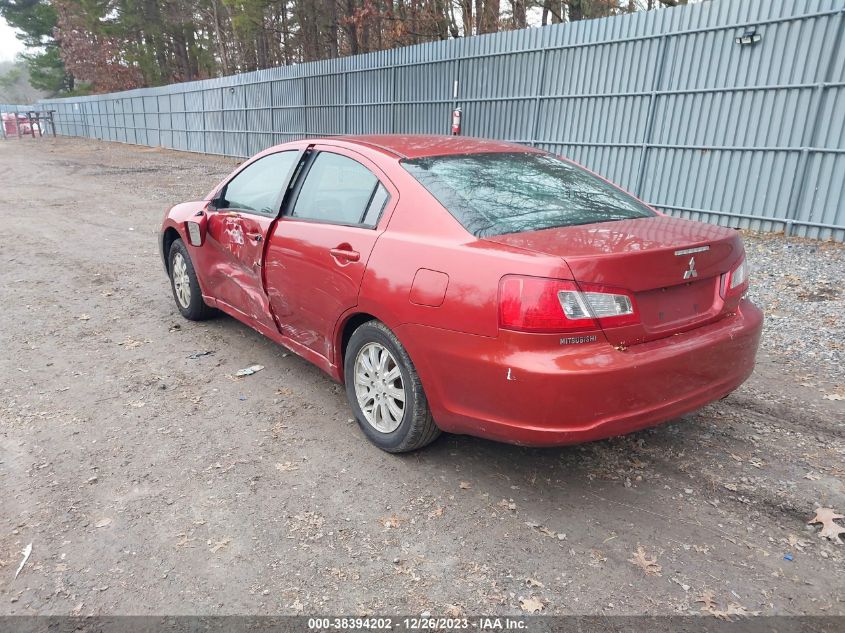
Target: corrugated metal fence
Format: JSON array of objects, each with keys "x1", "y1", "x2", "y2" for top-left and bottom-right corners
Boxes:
[{"x1": 13, "y1": 0, "x2": 845, "y2": 240}]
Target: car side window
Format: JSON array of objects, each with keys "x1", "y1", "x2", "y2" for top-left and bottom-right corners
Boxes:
[
  {"x1": 362, "y1": 183, "x2": 389, "y2": 227},
  {"x1": 219, "y1": 151, "x2": 298, "y2": 217},
  {"x1": 291, "y1": 152, "x2": 386, "y2": 227}
]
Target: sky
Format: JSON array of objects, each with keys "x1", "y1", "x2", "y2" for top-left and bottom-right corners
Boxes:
[{"x1": 0, "y1": 18, "x2": 26, "y2": 63}]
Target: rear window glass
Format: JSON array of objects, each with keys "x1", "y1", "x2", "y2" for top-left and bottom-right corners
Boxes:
[{"x1": 401, "y1": 152, "x2": 655, "y2": 237}]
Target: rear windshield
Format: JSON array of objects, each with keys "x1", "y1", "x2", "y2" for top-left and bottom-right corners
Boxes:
[{"x1": 401, "y1": 152, "x2": 655, "y2": 237}]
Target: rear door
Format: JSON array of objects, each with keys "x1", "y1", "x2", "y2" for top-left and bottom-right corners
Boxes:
[
  {"x1": 203, "y1": 150, "x2": 300, "y2": 330},
  {"x1": 264, "y1": 145, "x2": 395, "y2": 361}
]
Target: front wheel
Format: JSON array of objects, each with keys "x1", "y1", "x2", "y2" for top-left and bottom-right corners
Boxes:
[
  {"x1": 169, "y1": 239, "x2": 215, "y2": 321},
  {"x1": 344, "y1": 321, "x2": 441, "y2": 452}
]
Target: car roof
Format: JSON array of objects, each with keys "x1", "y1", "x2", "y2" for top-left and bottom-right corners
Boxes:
[{"x1": 322, "y1": 134, "x2": 545, "y2": 160}]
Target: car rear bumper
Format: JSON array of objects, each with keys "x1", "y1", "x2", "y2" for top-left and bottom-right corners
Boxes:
[{"x1": 397, "y1": 299, "x2": 763, "y2": 446}]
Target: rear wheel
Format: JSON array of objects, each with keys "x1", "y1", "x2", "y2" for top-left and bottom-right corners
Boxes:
[
  {"x1": 169, "y1": 239, "x2": 215, "y2": 321},
  {"x1": 344, "y1": 321, "x2": 440, "y2": 452}
]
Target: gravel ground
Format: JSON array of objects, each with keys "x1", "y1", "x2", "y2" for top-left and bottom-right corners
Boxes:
[
  {"x1": 745, "y1": 236, "x2": 845, "y2": 382},
  {"x1": 0, "y1": 138, "x2": 843, "y2": 618}
]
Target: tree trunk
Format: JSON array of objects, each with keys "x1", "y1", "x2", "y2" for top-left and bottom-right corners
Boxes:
[
  {"x1": 512, "y1": 0, "x2": 526, "y2": 29},
  {"x1": 344, "y1": 0, "x2": 359, "y2": 56},
  {"x1": 460, "y1": 0, "x2": 473, "y2": 36}
]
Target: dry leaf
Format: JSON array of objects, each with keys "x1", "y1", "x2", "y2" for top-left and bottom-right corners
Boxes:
[
  {"x1": 525, "y1": 521, "x2": 564, "y2": 540},
  {"x1": 519, "y1": 596, "x2": 544, "y2": 613},
  {"x1": 696, "y1": 591, "x2": 718, "y2": 612},
  {"x1": 77, "y1": 314, "x2": 90, "y2": 321},
  {"x1": 428, "y1": 507, "x2": 444, "y2": 519},
  {"x1": 209, "y1": 538, "x2": 231, "y2": 553},
  {"x1": 808, "y1": 508, "x2": 845, "y2": 543},
  {"x1": 94, "y1": 518, "x2": 112, "y2": 528},
  {"x1": 525, "y1": 577, "x2": 545, "y2": 588},
  {"x1": 589, "y1": 549, "x2": 607, "y2": 566},
  {"x1": 629, "y1": 545, "x2": 662, "y2": 576},
  {"x1": 823, "y1": 393, "x2": 843, "y2": 401},
  {"x1": 175, "y1": 533, "x2": 195, "y2": 548},
  {"x1": 459, "y1": 481, "x2": 472, "y2": 490},
  {"x1": 497, "y1": 499, "x2": 517, "y2": 511},
  {"x1": 804, "y1": 472, "x2": 821, "y2": 481},
  {"x1": 787, "y1": 534, "x2": 809, "y2": 551},
  {"x1": 275, "y1": 462, "x2": 299, "y2": 472},
  {"x1": 379, "y1": 514, "x2": 404, "y2": 529},
  {"x1": 445, "y1": 604, "x2": 462, "y2": 618},
  {"x1": 697, "y1": 592, "x2": 759, "y2": 620}
]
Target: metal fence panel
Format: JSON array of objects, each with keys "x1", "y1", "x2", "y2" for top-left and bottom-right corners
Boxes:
[{"x1": 8, "y1": 0, "x2": 841, "y2": 240}]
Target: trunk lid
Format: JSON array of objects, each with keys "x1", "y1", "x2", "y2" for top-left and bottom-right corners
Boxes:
[{"x1": 484, "y1": 216, "x2": 745, "y2": 346}]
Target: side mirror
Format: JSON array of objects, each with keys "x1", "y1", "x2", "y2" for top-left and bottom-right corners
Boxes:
[{"x1": 185, "y1": 210, "x2": 207, "y2": 247}]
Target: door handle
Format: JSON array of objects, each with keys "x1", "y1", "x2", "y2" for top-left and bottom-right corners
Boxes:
[
  {"x1": 330, "y1": 247, "x2": 360, "y2": 262},
  {"x1": 248, "y1": 233, "x2": 263, "y2": 243}
]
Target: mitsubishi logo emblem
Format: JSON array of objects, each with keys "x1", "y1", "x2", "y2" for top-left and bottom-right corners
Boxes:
[{"x1": 683, "y1": 257, "x2": 698, "y2": 280}]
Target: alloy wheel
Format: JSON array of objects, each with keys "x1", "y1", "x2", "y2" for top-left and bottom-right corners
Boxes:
[
  {"x1": 354, "y1": 342, "x2": 406, "y2": 433},
  {"x1": 172, "y1": 252, "x2": 191, "y2": 309}
]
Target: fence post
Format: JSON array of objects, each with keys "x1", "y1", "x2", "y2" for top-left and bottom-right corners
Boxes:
[
  {"x1": 633, "y1": 34, "x2": 669, "y2": 198},
  {"x1": 344, "y1": 71, "x2": 349, "y2": 135},
  {"x1": 201, "y1": 90, "x2": 207, "y2": 154},
  {"x1": 530, "y1": 48, "x2": 549, "y2": 147},
  {"x1": 268, "y1": 80, "x2": 274, "y2": 146},
  {"x1": 141, "y1": 96, "x2": 148, "y2": 146},
  {"x1": 81, "y1": 102, "x2": 88, "y2": 138},
  {"x1": 220, "y1": 87, "x2": 226, "y2": 156},
  {"x1": 303, "y1": 76, "x2": 309, "y2": 138},
  {"x1": 391, "y1": 64, "x2": 397, "y2": 134},
  {"x1": 451, "y1": 57, "x2": 461, "y2": 135},
  {"x1": 783, "y1": 5, "x2": 845, "y2": 237}
]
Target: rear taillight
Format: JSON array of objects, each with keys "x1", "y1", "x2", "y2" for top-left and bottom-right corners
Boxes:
[
  {"x1": 723, "y1": 256, "x2": 749, "y2": 297},
  {"x1": 498, "y1": 275, "x2": 638, "y2": 333}
]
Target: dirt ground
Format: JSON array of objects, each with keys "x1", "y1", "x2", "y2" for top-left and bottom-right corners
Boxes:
[{"x1": 1, "y1": 137, "x2": 843, "y2": 618}]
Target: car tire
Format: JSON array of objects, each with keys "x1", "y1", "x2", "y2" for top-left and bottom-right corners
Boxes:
[
  {"x1": 344, "y1": 320, "x2": 441, "y2": 453},
  {"x1": 168, "y1": 239, "x2": 215, "y2": 321}
]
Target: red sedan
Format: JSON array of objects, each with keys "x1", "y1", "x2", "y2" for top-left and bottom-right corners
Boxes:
[{"x1": 160, "y1": 135, "x2": 762, "y2": 452}]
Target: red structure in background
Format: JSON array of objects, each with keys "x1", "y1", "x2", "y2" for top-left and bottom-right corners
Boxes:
[{"x1": 1, "y1": 111, "x2": 56, "y2": 139}]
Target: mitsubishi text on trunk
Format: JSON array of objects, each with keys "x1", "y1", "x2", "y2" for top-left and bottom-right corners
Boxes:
[{"x1": 160, "y1": 135, "x2": 763, "y2": 452}]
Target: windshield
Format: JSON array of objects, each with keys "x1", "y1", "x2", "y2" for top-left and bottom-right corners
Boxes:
[{"x1": 402, "y1": 152, "x2": 656, "y2": 237}]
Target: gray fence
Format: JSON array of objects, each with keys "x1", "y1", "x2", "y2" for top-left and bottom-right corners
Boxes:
[{"x1": 21, "y1": 0, "x2": 845, "y2": 240}]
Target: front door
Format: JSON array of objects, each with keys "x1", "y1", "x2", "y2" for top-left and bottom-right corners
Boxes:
[
  {"x1": 265, "y1": 146, "x2": 395, "y2": 362},
  {"x1": 202, "y1": 150, "x2": 300, "y2": 332}
]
